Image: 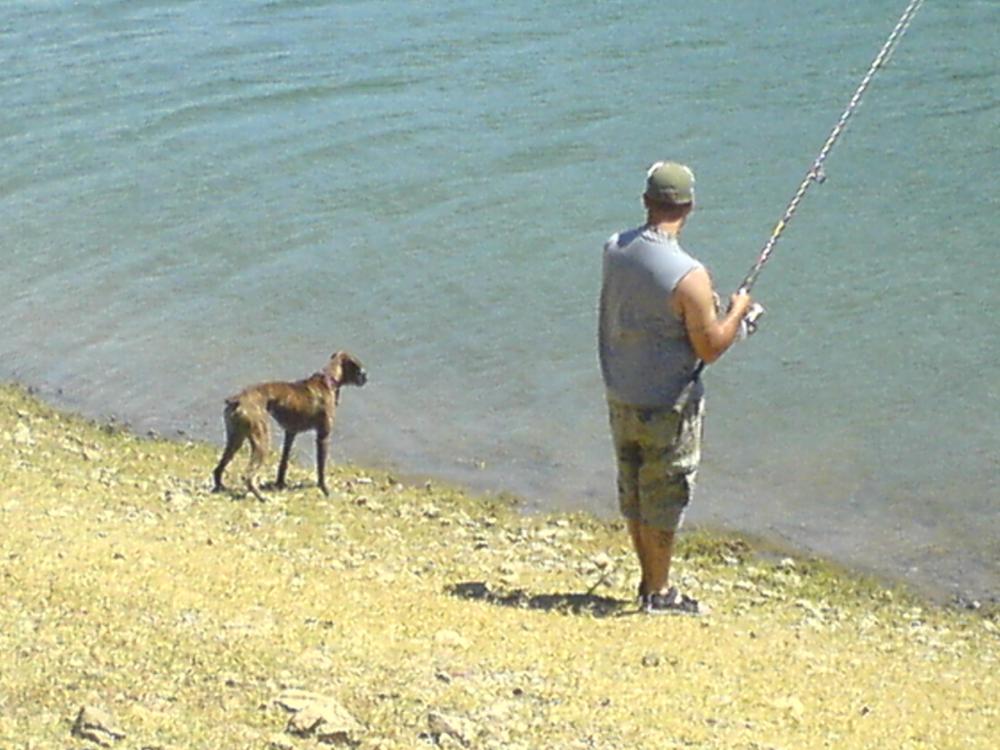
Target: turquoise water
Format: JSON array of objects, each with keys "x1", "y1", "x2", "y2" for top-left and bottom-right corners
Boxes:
[{"x1": 2, "y1": 0, "x2": 997, "y2": 601}]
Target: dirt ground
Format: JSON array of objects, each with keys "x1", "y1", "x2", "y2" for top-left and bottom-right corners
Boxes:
[{"x1": 1, "y1": 383, "x2": 996, "y2": 749}]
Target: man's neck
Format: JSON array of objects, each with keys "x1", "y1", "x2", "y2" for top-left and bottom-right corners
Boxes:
[{"x1": 646, "y1": 216, "x2": 685, "y2": 237}]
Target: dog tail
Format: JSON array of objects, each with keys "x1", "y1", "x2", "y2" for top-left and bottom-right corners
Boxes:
[{"x1": 223, "y1": 397, "x2": 244, "y2": 428}]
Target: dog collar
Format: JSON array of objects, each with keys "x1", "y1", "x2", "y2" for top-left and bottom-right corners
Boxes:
[{"x1": 322, "y1": 372, "x2": 339, "y2": 391}]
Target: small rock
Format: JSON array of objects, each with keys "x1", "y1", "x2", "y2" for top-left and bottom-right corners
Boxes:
[
  {"x1": 770, "y1": 695, "x2": 805, "y2": 719},
  {"x1": 428, "y1": 711, "x2": 475, "y2": 748},
  {"x1": 277, "y1": 691, "x2": 363, "y2": 746},
  {"x1": 71, "y1": 705, "x2": 125, "y2": 747},
  {"x1": 433, "y1": 630, "x2": 471, "y2": 650},
  {"x1": 163, "y1": 489, "x2": 193, "y2": 511},
  {"x1": 591, "y1": 553, "x2": 613, "y2": 570},
  {"x1": 276, "y1": 690, "x2": 325, "y2": 713},
  {"x1": 12, "y1": 423, "x2": 33, "y2": 447},
  {"x1": 641, "y1": 653, "x2": 660, "y2": 668}
]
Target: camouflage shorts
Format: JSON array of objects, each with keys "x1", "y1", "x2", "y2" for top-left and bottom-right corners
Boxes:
[{"x1": 607, "y1": 396, "x2": 705, "y2": 531}]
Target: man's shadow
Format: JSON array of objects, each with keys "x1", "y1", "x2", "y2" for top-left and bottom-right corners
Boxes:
[{"x1": 447, "y1": 581, "x2": 633, "y2": 618}]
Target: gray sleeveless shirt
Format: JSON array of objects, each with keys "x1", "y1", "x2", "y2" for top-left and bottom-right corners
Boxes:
[{"x1": 598, "y1": 226, "x2": 704, "y2": 407}]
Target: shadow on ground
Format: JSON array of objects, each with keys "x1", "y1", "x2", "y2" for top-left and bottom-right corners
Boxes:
[{"x1": 447, "y1": 581, "x2": 633, "y2": 618}]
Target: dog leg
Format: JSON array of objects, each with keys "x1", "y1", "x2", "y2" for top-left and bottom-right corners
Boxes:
[
  {"x1": 276, "y1": 430, "x2": 296, "y2": 489},
  {"x1": 213, "y1": 418, "x2": 246, "y2": 492},
  {"x1": 315, "y1": 430, "x2": 330, "y2": 496},
  {"x1": 244, "y1": 417, "x2": 270, "y2": 502}
]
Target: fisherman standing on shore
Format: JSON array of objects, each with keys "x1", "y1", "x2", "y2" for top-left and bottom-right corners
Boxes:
[{"x1": 598, "y1": 161, "x2": 757, "y2": 614}]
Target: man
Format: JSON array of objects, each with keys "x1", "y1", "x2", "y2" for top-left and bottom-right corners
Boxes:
[{"x1": 598, "y1": 161, "x2": 756, "y2": 614}]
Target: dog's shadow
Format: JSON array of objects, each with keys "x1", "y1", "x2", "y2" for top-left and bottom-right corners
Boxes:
[
  {"x1": 212, "y1": 480, "x2": 315, "y2": 501},
  {"x1": 447, "y1": 581, "x2": 632, "y2": 618}
]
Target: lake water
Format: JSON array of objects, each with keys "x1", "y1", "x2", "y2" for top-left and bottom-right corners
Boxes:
[{"x1": 2, "y1": 0, "x2": 997, "y2": 602}]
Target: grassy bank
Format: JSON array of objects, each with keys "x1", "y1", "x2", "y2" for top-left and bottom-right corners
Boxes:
[{"x1": 1, "y1": 383, "x2": 996, "y2": 749}]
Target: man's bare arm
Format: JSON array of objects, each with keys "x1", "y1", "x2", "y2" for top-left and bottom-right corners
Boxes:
[{"x1": 672, "y1": 267, "x2": 752, "y2": 364}]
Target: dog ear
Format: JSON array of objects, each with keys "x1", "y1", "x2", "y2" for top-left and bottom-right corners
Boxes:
[{"x1": 330, "y1": 351, "x2": 342, "y2": 361}]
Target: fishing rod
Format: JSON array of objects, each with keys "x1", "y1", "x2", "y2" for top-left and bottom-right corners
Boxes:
[{"x1": 691, "y1": 0, "x2": 925, "y2": 383}]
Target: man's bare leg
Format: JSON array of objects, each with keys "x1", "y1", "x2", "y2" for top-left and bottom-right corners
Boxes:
[
  {"x1": 636, "y1": 521, "x2": 676, "y2": 596},
  {"x1": 627, "y1": 519, "x2": 649, "y2": 595}
]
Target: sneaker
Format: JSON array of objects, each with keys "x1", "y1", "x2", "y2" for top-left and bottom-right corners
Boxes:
[{"x1": 642, "y1": 586, "x2": 700, "y2": 615}]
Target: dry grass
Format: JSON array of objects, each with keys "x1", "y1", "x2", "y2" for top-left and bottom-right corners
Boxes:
[{"x1": 0, "y1": 383, "x2": 996, "y2": 749}]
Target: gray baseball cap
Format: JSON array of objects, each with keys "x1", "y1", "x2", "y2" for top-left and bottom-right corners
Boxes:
[{"x1": 644, "y1": 161, "x2": 695, "y2": 205}]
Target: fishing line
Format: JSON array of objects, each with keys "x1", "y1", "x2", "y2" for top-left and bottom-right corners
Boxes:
[{"x1": 690, "y1": 0, "x2": 925, "y2": 385}]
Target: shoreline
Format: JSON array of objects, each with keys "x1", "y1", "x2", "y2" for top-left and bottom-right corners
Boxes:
[
  {"x1": 11, "y1": 377, "x2": 990, "y2": 610},
  {"x1": 1, "y1": 381, "x2": 998, "y2": 748}
]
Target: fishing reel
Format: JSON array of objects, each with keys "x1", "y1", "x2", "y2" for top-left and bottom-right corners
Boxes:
[{"x1": 739, "y1": 302, "x2": 766, "y2": 341}]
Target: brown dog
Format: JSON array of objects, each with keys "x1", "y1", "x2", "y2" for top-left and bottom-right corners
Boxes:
[{"x1": 212, "y1": 351, "x2": 367, "y2": 501}]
